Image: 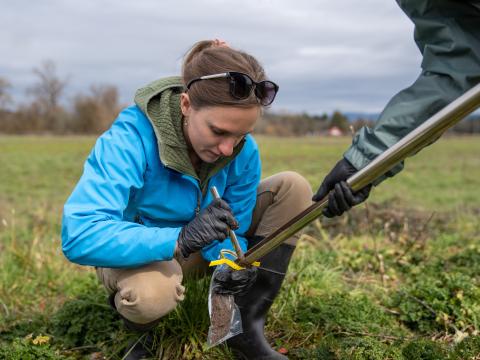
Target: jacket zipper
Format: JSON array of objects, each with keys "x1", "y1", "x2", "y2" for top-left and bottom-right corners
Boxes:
[
  {"x1": 163, "y1": 163, "x2": 203, "y2": 216},
  {"x1": 195, "y1": 187, "x2": 202, "y2": 215}
]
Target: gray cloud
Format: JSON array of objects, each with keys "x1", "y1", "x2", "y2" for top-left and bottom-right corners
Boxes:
[{"x1": 1, "y1": 0, "x2": 422, "y2": 113}]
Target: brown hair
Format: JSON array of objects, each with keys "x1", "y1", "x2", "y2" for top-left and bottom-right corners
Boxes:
[{"x1": 182, "y1": 40, "x2": 267, "y2": 109}]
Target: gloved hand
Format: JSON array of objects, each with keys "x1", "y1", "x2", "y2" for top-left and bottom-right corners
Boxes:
[
  {"x1": 212, "y1": 265, "x2": 258, "y2": 296},
  {"x1": 313, "y1": 158, "x2": 372, "y2": 217},
  {"x1": 177, "y1": 198, "x2": 239, "y2": 258}
]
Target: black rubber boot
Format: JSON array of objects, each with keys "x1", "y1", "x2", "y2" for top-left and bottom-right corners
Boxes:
[
  {"x1": 123, "y1": 332, "x2": 155, "y2": 360},
  {"x1": 108, "y1": 293, "x2": 157, "y2": 360},
  {"x1": 227, "y1": 237, "x2": 295, "y2": 360}
]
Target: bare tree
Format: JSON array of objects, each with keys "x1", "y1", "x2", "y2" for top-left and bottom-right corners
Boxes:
[
  {"x1": 71, "y1": 84, "x2": 121, "y2": 134},
  {"x1": 27, "y1": 60, "x2": 68, "y2": 132},
  {"x1": 29, "y1": 60, "x2": 66, "y2": 110},
  {"x1": 0, "y1": 77, "x2": 13, "y2": 110}
]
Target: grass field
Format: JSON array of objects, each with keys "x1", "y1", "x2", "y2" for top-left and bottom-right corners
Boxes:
[{"x1": 1, "y1": 135, "x2": 479, "y2": 359}]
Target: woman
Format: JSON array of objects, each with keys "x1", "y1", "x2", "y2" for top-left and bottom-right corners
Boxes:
[{"x1": 62, "y1": 39, "x2": 313, "y2": 359}]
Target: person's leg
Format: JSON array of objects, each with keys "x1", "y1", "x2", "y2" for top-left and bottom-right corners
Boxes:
[
  {"x1": 177, "y1": 250, "x2": 210, "y2": 279},
  {"x1": 97, "y1": 251, "x2": 209, "y2": 324},
  {"x1": 228, "y1": 171, "x2": 313, "y2": 360},
  {"x1": 97, "y1": 252, "x2": 208, "y2": 359},
  {"x1": 97, "y1": 260, "x2": 185, "y2": 327},
  {"x1": 245, "y1": 170, "x2": 313, "y2": 245}
]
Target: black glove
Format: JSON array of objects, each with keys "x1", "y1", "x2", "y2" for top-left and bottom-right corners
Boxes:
[
  {"x1": 313, "y1": 158, "x2": 372, "y2": 218},
  {"x1": 212, "y1": 265, "x2": 258, "y2": 296},
  {"x1": 177, "y1": 198, "x2": 239, "y2": 258}
]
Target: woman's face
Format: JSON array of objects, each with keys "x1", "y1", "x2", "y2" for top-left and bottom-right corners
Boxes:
[{"x1": 180, "y1": 93, "x2": 260, "y2": 163}]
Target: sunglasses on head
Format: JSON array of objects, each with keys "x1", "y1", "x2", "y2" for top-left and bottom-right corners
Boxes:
[{"x1": 186, "y1": 71, "x2": 279, "y2": 106}]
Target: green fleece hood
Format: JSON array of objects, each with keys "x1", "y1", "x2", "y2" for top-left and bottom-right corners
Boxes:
[{"x1": 134, "y1": 76, "x2": 245, "y2": 193}]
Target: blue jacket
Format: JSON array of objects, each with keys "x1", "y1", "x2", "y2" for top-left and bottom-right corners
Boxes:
[{"x1": 62, "y1": 103, "x2": 261, "y2": 268}]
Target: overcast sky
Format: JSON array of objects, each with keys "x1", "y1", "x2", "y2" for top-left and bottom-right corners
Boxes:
[{"x1": 1, "y1": 0, "x2": 422, "y2": 114}]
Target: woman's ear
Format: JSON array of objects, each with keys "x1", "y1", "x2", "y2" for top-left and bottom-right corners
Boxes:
[{"x1": 180, "y1": 93, "x2": 191, "y2": 117}]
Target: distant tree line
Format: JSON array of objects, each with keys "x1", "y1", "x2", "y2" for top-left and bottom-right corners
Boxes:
[
  {"x1": 0, "y1": 60, "x2": 122, "y2": 134},
  {"x1": 254, "y1": 111, "x2": 374, "y2": 136},
  {"x1": 1, "y1": 61, "x2": 479, "y2": 135}
]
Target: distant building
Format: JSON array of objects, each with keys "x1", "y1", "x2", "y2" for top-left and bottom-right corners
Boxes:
[{"x1": 328, "y1": 126, "x2": 343, "y2": 137}]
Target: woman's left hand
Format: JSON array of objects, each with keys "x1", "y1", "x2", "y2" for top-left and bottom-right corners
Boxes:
[{"x1": 212, "y1": 266, "x2": 257, "y2": 296}]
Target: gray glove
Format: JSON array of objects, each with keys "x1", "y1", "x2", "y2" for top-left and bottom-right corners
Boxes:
[
  {"x1": 313, "y1": 158, "x2": 371, "y2": 217},
  {"x1": 177, "y1": 198, "x2": 238, "y2": 258}
]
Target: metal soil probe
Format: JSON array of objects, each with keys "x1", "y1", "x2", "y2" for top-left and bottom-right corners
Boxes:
[
  {"x1": 210, "y1": 186, "x2": 246, "y2": 263},
  {"x1": 241, "y1": 82, "x2": 480, "y2": 266}
]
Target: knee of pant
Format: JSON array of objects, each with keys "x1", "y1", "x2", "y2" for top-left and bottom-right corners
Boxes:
[
  {"x1": 116, "y1": 275, "x2": 185, "y2": 325},
  {"x1": 276, "y1": 171, "x2": 313, "y2": 205}
]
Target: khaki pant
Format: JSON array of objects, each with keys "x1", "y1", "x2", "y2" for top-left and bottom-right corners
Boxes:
[{"x1": 96, "y1": 171, "x2": 313, "y2": 324}]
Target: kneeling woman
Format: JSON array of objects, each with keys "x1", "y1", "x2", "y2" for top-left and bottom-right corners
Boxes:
[{"x1": 62, "y1": 40, "x2": 312, "y2": 359}]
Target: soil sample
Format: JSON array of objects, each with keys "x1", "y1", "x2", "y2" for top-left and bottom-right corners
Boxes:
[{"x1": 209, "y1": 293, "x2": 235, "y2": 345}]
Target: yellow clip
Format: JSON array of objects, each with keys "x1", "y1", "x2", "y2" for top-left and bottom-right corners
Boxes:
[{"x1": 209, "y1": 249, "x2": 260, "y2": 271}]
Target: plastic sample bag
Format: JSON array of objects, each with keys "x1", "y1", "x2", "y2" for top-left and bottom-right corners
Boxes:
[{"x1": 207, "y1": 264, "x2": 243, "y2": 347}]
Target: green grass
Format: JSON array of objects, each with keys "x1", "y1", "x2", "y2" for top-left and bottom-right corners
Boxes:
[
  {"x1": 257, "y1": 135, "x2": 480, "y2": 211},
  {"x1": 1, "y1": 134, "x2": 480, "y2": 359}
]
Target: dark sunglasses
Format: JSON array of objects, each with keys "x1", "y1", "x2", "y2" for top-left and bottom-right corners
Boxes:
[{"x1": 186, "y1": 71, "x2": 279, "y2": 106}]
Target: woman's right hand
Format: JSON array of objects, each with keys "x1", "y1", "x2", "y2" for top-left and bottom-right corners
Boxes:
[{"x1": 177, "y1": 198, "x2": 238, "y2": 258}]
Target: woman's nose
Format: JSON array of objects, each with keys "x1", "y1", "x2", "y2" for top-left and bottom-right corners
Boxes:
[{"x1": 218, "y1": 138, "x2": 236, "y2": 157}]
